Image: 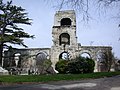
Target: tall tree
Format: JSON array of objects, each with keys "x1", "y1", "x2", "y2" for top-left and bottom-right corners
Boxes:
[{"x1": 0, "y1": 0, "x2": 34, "y2": 66}]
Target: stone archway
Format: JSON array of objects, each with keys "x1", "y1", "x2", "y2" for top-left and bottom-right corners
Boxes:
[
  {"x1": 80, "y1": 52, "x2": 91, "y2": 58},
  {"x1": 96, "y1": 50, "x2": 105, "y2": 62},
  {"x1": 59, "y1": 51, "x2": 70, "y2": 60},
  {"x1": 8, "y1": 53, "x2": 21, "y2": 68},
  {"x1": 79, "y1": 50, "x2": 97, "y2": 72},
  {"x1": 59, "y1": 33, "x2": 70, "y2": 45},
  {"x1": 35, "y1": 52, "x2": 48, "y2": 74},
  {"x1": 96, "y1": 50, "x2": 107, "y2": 72},
  {"x1": 36, "y1": 52, "x2": 48, "y2": 65},
  {"x1": 79, "y1": 50, "x2": 93, "y2": 59}
]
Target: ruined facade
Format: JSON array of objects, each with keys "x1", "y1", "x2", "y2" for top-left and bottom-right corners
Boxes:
[{"x1": 3, "y1": 10, "x2": 112, "y2": 74}]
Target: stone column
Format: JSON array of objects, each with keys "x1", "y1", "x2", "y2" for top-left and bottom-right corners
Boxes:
[
  {"x1": 14, "y1": 53, "x2": 20, "y2": 67},
  {"x1": 92, "y1": 55, "x2": 98, "y2": 72}
]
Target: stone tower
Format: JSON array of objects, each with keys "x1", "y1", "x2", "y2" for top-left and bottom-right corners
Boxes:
[
  {"x1": 50, "y1": 10, "x2": 112, "y2": 72},
  {"x1": 51, "y1": 10, "x2": 79, "y2": 71}
]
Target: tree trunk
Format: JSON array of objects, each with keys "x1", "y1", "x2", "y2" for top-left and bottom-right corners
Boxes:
[{"x1": 0, "y1": 43, "x2": 3, "y2": 67}]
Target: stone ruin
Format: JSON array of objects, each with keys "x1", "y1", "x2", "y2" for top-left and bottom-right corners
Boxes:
[{"x1": 3, "y1": 10, "x2": 113, "y2": 75}]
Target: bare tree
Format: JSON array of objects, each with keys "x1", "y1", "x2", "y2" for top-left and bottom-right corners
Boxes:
[
  {"x1": 45, "y1": 0, "x2": 120, "y2": 24},
  {"x1": 100, "y1": 50, "x2": 114, "y2": 72}
]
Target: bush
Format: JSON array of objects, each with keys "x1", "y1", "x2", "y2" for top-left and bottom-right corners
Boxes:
[
  {"x1": 68, "y1": 57, "x2": 95, "y2": 74},
  {"x1": 56, "y1": 57, "x2": 95, "y2": 74},
  {"x1": 85, "y1": 58, "x2": 95, "y2": 73},
  {"x1": 55, "y1": 59, "x2": 69, "y2": 74},
  {"x1": 67, "y1": 60, "x2": 83, "y2": 74}
]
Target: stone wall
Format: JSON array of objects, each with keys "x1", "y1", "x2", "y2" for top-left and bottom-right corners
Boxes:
[{"x1": 3, "y1": 48, "x2": 50, "y2": 74}]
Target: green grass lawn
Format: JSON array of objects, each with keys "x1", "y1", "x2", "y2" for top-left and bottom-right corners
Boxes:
[{"x1": 0, "y1": 71, "x2": 120, "y2": 83}]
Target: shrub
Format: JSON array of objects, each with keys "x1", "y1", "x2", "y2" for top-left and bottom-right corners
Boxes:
[
  {"x1": 56, "y1": 57, "x2": 95, "y2": 74},
  {"x1": 67, "y1": 57, "x2": 83, "y2": 74},
  {"x1": 67, "y1": 60, "x2": 83, "y2": 74},
  {"x1": 55, "y1": 59, "x2": 69, "y2": 74},
  {"x1": 82, "y1": 58, "x2": 95, "y2": 73},
  {"x1": 68, "y1": 57, "x2": 95, "y2": 74}
]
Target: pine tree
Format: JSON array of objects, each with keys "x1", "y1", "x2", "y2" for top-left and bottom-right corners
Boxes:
[{"x1": 0, "y1": 0, "x2": 34, "y2": 66}]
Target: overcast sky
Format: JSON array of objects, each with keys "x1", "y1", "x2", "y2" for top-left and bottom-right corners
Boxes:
[{"x1": 5, "y1": 0, "x2": 120, "y2": 58}]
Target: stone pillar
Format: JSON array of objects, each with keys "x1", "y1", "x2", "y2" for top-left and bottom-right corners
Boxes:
[
  {"x1": 14, "y1": 53, "x2": 20, "y2": 67},
  {"x1": 92, "y1": 55, "x2": 98, "y2": 72},
  {"x1": 94, "y1": 60, "x2": 98, "y2": 72}
]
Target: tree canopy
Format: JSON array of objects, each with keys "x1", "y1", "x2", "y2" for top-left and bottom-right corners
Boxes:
[{"x1": 0, "y1": 0, "x2": 34, "y2": 66}]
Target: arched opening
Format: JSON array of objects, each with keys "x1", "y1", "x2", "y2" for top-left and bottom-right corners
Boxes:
[
  {"x1": 59, "y1": 33, "x2": 70, "y2": 45},
  {"x1": 35, "y1": 52, "x2": 48, "y2": 74},
  {"x1": 96, "y1": 50, "x2": 106, "y2": 72},
  {"x1": 59, "y1": 52, "x2": 70, "y2": 60},
  {"x1": 97, "y1": 50, "x2": 104, "y2": 62},
  {"x1": 61, "y1": 18, "x2": 71, "y2": 26},
  {"x1": 80, "y1": 52, "x2": 91, "y2": 58},
  {"x1": 36, "y1": 52, "x2": 47, "y2": 65}
]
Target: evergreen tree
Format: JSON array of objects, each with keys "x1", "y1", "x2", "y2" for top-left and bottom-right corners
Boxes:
[{"x1": 0, "y1": 0, "x2": 34, "y2": 66}]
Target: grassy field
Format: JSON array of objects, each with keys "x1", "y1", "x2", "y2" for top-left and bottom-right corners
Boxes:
[{"x1": 0, "y1": 71, "x2": 120, "y2": 83}]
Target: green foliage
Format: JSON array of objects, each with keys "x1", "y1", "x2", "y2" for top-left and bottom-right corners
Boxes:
[
  {"x1": 83, "y1": 58, "x2": 95, "y2": 73},
  {"x1": 67, "y1": 57, "x2": 95, "y2": 74},
  {"x1": 56, "y1": 57, "x2": 95, "y2": 74},
  {"x1": 0, "y1": 0, "x2": 34, "y2": 48},
  {"x1": 0, "y1": 0, "x2": 34, "y2": 65},
  {"x1": 55, "y1": 59, "x2": 69, "y2": 74}
]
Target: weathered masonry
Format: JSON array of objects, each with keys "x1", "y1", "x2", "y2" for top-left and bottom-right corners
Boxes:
[{"x1": 4, "y1": 10, "x2": 112, "y2": 74}]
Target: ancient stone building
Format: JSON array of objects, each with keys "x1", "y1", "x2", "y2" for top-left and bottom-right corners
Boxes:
[{"x1": 3, "y1": 10, "x2": 112, "y2": 74}]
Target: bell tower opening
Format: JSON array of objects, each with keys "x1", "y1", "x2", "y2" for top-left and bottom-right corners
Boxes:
[
  {"x1": 59, "y1": 33, "x2": 70, "y2": 45},
  {"x1": 61, "y1": 18, "x2": 71, "y2": 26}
]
